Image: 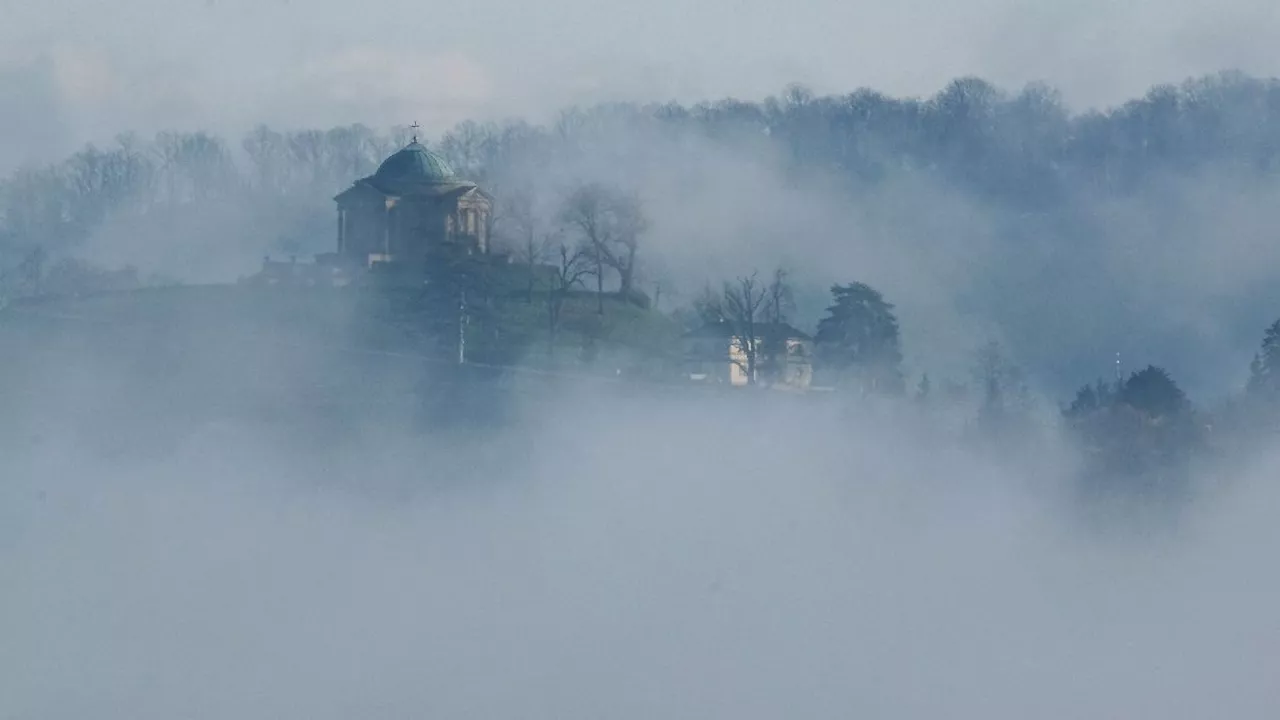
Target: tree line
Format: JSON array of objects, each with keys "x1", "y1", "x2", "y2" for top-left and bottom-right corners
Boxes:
[
  {"x1": 710, "y1": 266, "x2": 1280, "y2": 502},
  {"x1": 7, "y1": 71, "x2": 1280, "y2": 295},
  {"x1": 6, "y1": 69, "x2": 1280, "y2": 497}
]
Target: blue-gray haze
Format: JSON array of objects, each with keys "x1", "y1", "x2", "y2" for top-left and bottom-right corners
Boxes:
[{"x1": 5, "y1": 2, "x2": 1280, "y2": 717}]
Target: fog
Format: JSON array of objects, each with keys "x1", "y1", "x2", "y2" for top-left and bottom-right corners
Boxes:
[
  {"x1": 12, "y1": 94, "x2": 1280, "y2": 398},
  {"x1": 7, "y1": 0, "x2": 1280, "y2": 167},
  {"x1": 6, "y1": 0, "x2": 1280, "y2": 716},
  {"x1": 4, "y1": 342, "x2": 1280, "y2": 717}
]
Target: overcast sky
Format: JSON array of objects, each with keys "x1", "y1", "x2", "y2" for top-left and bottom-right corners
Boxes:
[{"x1": 2, "y1": 0, "x2": 1279, "y2": 164}]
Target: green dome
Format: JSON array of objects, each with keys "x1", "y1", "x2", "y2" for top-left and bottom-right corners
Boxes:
[{"x1": 372, "y1": 141, "x2": 457, "y2": 187}]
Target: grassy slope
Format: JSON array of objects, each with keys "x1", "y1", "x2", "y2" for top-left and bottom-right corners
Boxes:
[
  {"x1": 0, "y1": 285, "x2": 835, "y2": 461},
  {"x1": 0, "y1": 283, "x2": 683, "y2": 377}
]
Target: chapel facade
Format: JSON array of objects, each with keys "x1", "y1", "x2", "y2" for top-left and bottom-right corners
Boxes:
[{"x1": 332, "y1": 139, "x2": 492, "y2": 269}]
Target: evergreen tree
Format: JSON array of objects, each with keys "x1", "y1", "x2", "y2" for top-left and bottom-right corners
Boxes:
[
  {"x1": 1117, "y1": 365, "x2": 1189, "y2": 419},
  {"x1": 1063, "y1": 366, "x2": 1201, "y2": 496},
  {"x1": 1247, "y1": 319, "x2": 1280, "y2": 406},
  {"x1": 1224, "y1": 318, "x2": 1280, "y2": 439},
  {"x1": 814, "y1": 282, "x2": 904, "y2": 394}
]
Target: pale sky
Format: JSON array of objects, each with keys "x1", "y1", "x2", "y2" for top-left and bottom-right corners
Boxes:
[{"x1": 2, "y1": 0, "x2": 1280, "y2": 165}]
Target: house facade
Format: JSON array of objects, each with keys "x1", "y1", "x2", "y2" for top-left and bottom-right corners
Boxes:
[{"x1": 683, "y1": 321, "x2": 814, "y2": 389}]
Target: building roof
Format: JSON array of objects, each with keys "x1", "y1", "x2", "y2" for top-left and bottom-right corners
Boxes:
[
  {"x1": 375, "y1": 141, "x2": 456, "y2": 184},
  {"x1": 335, "y1": 180, "x2": 481, "y2": 203},
  {"x1": 333, "y1": 141, "x2": 491, "y2": 202},
  {"x1": 683, "y1": 320, "x2": 813, "y2": 341}
]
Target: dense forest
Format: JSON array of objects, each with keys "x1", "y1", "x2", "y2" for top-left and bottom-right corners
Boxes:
[{"x1": 5, "y1": 70, "x2": 1280, "y2": 411}]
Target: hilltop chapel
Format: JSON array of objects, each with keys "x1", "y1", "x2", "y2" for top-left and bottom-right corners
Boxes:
[{"x1": 331, "y1": 130, "x2": 493, "y2": 270}]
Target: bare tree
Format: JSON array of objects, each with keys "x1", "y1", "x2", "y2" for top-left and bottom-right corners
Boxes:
[
  {"x1": 765, "y1": 267, "x2": 794, "y2": 324},
  {"x1": 603, "y1": 192, "x2": 648, "y2": 300},
  {"x1": 559, "y1": 181, "x2": 647, "y2": 314},
  {"x1": 287, "y1": 130, "x2": 330, "y2": 194},
  {"x1": 548, "y1": 243, "x2": 591, "y2": 357},
  {"x1": 759, "y1": 267, "x2": 796, "y2": 384},
  {"x1": 385, "y1": 124, "x2": 415, "y2": 151},
  {"x1": 154, "y1": 131, "x2": 235, "y2": 204},
  {"x1": 648, "y1": 260, "x2": 671, "y2": 311},
  {"x1": 243, "y1": 125, "x2": 287, "y2": 195},
  {"x1": 560, "y1": 183, "x2": 609, "y2": 314},
  {"x1": 503, "y1": 189, "x2": 553, "y2": 303},
  {"x1": 692, "y1": 281, "x2": 725, "y2": 324},
  {"x1": 721, "y1": 271, "x2": 770, "y2": 385}
]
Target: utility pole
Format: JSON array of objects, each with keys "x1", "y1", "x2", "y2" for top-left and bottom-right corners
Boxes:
[{"x1": 458, "y1": 288, "x2": 468, "y2": 365}]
